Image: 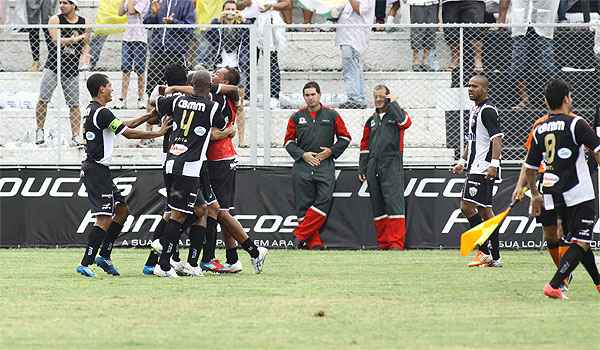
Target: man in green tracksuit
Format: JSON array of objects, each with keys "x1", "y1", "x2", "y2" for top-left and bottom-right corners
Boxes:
[
  {"x1": 359, "y1": 85, "x2": 412, "y2": 250},
  {"x1": 284, "y1": 81, "x2": 351, "y2": 249}
]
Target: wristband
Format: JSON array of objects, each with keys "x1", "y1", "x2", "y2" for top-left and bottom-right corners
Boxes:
[
  {"x1": 457, "y1": 158, "x2": 466, "y2": 166},
  {"x1": 490, "y1": 159, "x2": 500, "y2": 168}
]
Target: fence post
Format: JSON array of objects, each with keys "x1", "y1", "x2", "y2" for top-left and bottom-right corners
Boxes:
[
  {"x1": 57, "y1": 26, "x2": 62, "y2": 165},
  {"x1": 262, "y1": 23, "x2": 272, "y2": 166},
  {"x1": 249, "y1": 24, "x2": 258, "y2": 165},
  {"x1": 458, "y1": 26, "x2": 464, "y2": 159}
]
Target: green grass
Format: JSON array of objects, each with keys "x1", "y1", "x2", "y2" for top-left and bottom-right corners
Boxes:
[{"x1": 1, "y1": 249, "x2": 600, "y2": 349}]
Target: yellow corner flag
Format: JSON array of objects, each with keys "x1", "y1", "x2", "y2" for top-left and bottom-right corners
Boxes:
[
  {"x1": 459, "y1": 207, "x2": 511, "y2": 256},
  {"x1": 459, "y1": 187, "x2": 526, "y2": 256}
]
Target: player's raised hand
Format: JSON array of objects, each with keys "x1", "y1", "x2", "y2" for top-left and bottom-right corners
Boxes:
[
  {"x1": 303, "y1": 152, "x2": 320, "y2": 167},
  {"x1": 159, "y1": 116, "x2": 173, "y2": 135}
]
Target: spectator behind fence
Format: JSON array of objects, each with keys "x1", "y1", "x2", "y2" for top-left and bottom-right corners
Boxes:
[
  {"x1": 374, "y1": 0, "x2": 399, "y2": 31},
  {"x1": 498, "y1": 0, "x2": 559, "y2": 110},
  {"x1": 256, "y1": 0, "x2": 291, "y2": 109},
  {"x1": 441, "y1": 0, "x2": 484, "y2": 72},
  {"x1": 144, "y1": 0, "x2": 196, "y2": 102},
  {"x1": 205, "y1": 1, "x2": 249, "y2": 73},
  {"x1": 409, "y1": 0, "x2": 439, "y2": 71},
  {"x1": 35, "y1": 0, "x2": 90, "y2": 147},
  {"x1": 84, "y1": 0, "x2": 127, "y2": 71},
  {"x1": 115, "y1": 0, "x2": 149, "y2": 110},
  {"x1": 25, "y1": 0, "x2": 57, "y2": 72},
  {"x1": 336, "y1": 0, "x2": 375, "y2": 109}
]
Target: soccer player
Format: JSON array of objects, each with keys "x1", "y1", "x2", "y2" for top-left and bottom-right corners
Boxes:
[
  {"x1": 76, "y1": 73, "x2": 171, "y2": 278},
  {"x1": 524, "y1": 79, "x2": 600, "y2": 300},
  {"x1": 152, "y1": 70, "x2": 226, "y2": 278},
  {"x1": 284, "y1": 81, "x2": 351, "y2": 249},
  {"x1": 451, "y1": 75, "x2": 503, "y2": 267},
  {"x1": 164, "y1": 68, "x2": 269, "y2": 274},
  {"x1": 512, "y1": 114, "x2": 570, "y2": 281},
  {"x1": 142, "y1": 63, "x2": 189, "y2": 276},
  {"x1": 206, "y1": 67, "x2": 267, "y2": 273},
  {"x1": 358, "y1": 85, "x2": 412, "y2": 250}
]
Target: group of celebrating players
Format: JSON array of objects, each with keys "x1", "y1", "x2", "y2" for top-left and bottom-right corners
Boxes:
[
  {"x1": 454, "y1": 75, "x2": 600, "y2": 300},
  {"x1": 73, "y1": 61, "x2": 600, "y2": 298},
  {"x1": 76, "y1": 64, "x2": 267, "y2": 278}
]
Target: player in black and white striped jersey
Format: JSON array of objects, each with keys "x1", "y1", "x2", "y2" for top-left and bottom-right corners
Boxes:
[{"x1": 452, "y1": 75, "x2": 504, "y2": 268}]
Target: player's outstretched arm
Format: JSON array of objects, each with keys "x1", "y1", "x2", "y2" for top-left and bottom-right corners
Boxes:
[
  {"x1": 122, "y1": 110, "x2": 158, "y2": 129},
  {"x1": 122, "y1": 116, "x2": 171, "y2": 139}
]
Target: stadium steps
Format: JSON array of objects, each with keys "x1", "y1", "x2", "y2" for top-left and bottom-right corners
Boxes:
[{"x1": 0, "y1": 106, "x2": 455, "y2": 165}]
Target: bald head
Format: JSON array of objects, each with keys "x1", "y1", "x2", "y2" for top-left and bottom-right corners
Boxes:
[
  {"x1": 470, "y1": 75, "x2": 489, "y2": 90},
  {"x1": 467, "y1": 75, "x2": 489, "y2": 103},
  {"x1": 191, "y1": 70, "x2": 212, "y2": 91}
]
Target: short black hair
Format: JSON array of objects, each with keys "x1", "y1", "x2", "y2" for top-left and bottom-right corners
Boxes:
[
  {"x1": 223, "y1": 67, "x2": 241, "y2": 86},
  {"x1": 303, "y1": 81, "x2": 320, "y2": 95},
  {"x1": 164, "y1": 64, "x2": 188, "y2": 86},
  {"x1": 86, "y1": 73, "x2": 110, "y2": 97},
  {"x1": 544, "y1": 79, "x2": 571, "y2": 110},
  {"x1": 222, "y1": 0, "x2": 237, "y2": 9}
]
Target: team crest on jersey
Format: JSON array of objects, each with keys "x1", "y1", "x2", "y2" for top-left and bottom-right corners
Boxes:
[
  {"x1": 194, "y1": 126, "x2": 207, "y2": 136},
  {"x1": 370, "y1": 120, "x2": 376, "y2": 128},
  {"x1": 299, "y1": 117, "x2": 307, "y2": 125},
  {"x1": 85, "y1": 131, "x2": 95, "y2": 141},
  {"x1": 557, "y1": 148, "x2": 572, "y2": 159},
  {"x1": 469, "y1": 187, "x2": 478, "y2": 197}
]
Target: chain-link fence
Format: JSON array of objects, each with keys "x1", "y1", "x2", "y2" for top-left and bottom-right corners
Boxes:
[{"x1": 1, "y1": 22, "x2": 599, "y2": 166}]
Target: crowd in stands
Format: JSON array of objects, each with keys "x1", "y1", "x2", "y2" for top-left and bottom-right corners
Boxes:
[{"x1": 0, "y1": 0, "x2": 596, "y2": 147}]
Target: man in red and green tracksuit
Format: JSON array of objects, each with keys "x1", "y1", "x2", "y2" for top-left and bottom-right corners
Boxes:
[
  {"x1": 359, "y1": 85, "x2": 412, "y2": 250},
  {"x1": 284, "y1": 81, "x2": 351, "y2": 249}
]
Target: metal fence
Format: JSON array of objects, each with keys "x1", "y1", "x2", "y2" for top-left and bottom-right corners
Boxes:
[{"x1": 0, "y1": 22, "x2": 598, "y2": 166}]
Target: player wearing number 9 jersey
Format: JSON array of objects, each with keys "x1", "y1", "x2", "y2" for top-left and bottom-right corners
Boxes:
[
  {"x1": 524, "y1": 79, "x2": 600, "y2": 299},
  {"x1": 151, "y1": 70, "x2": 226, "y2": 277}
]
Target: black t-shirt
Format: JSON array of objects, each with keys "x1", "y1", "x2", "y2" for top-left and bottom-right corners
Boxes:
[
  {"x1": 525, "y1": 114, "x2": 600, "y2": 208},
  {"x1": 83, "y1": 101, "x2": 127, "y2": 166},
  {"x1": 157, "y1": 94, "x2": 225, "y2": 177},
  {"x1": 45, "y1": 14, "x2": 86, "y2": 78}
]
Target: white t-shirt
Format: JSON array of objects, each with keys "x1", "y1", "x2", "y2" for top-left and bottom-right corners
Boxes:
[
  {"x1": 335, "y1": 0, "x2": 376, "y2": 54},
  {"x1": 123, "y1": 0, "x2": 149, "y2": 43},
  {"x1": 242, "y1": 0, "x2": 261, "y2": 20}
]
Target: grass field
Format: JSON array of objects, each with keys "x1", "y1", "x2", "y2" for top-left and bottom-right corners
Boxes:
[{"x1": 1, "y1": 249, "x2": 600, "y2": 349}]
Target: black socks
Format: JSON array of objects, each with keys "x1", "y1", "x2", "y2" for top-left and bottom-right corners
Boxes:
[
  {"x1": 201, "y1": 217, "x2": 218, "y2": 263},
  {"x1": 158, "y1": 220, "x2": 183, "y2": 271},
  {"x1": 187, "y1": 225, "x2": 207, "y2": 267},
  {"x1": 81, "y1": 226, "x2": 106, "y2": 266},
  {"x1": 550, "y1": 244, "x2": 585, "y2": 289},
  {"x1": 241, "y1": 238, "x2": 259, "y2": 259},
  {"x1": 226, "y1": 247, "x2": 239, "y2": 265},
  {"x1": 99, "y1": 222, "x2": 123, "y2": 260}
]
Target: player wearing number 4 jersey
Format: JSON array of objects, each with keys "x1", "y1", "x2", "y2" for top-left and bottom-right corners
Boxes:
[
  {"x1": 76, "y1": 73, "x2": 171, "y2": 278},
  {"x1": 524, "y1": 79, "x2": 600, "y2": 300},
  {"x1": 152, "y1": 70, "x2": 226, "y2": 278}
]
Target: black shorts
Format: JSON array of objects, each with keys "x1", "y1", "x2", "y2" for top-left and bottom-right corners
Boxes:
[
  {"x1": 461, "y1": 173, "x2": 494, "y2": 207},
  {"x1": 81, "y1": 161, "x2": 126, "y2": 217},
  {"x1": 207, "y1": 159, "x2": 237, "y2": 210},
  {"x1": 200, "y1": 165, "x2": 218, "y2": 206},
  {"x1": 164, "y1": 174, "x2": 201, "y2": 214},
  {"x1": 557, "y1": 200, "x2": 596, "y2": 244}
]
